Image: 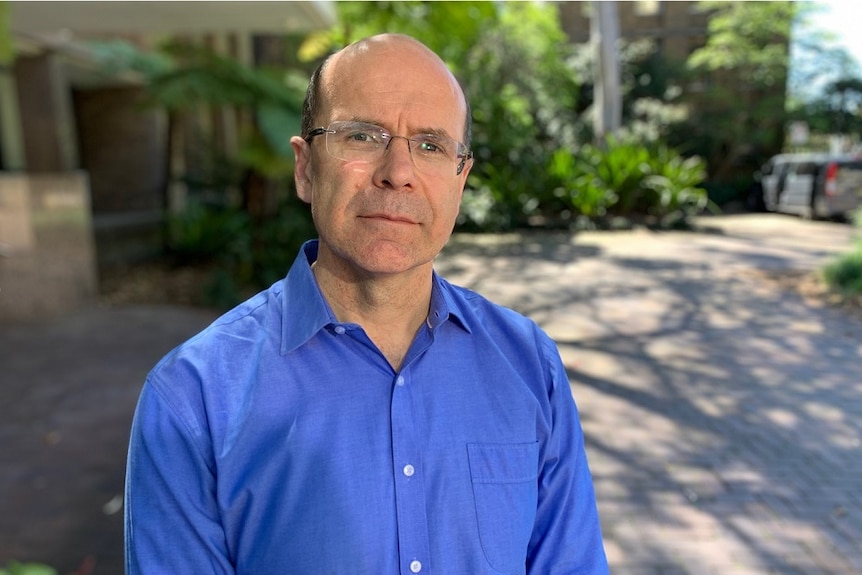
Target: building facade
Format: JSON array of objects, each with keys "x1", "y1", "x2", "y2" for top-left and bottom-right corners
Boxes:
[
  {"x1": 558, "y1": 0, "x2": 711, "y2": 64},
  {"x1": 0, "y1": 1, "x2": 334, "y2": 320}
]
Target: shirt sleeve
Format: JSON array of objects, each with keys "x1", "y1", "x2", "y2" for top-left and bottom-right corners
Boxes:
[
  {"x1": 526, "y1": 333, "x2": 610, "y2": 575},
  {"x1": 125, "y1": 375, "x2": 235, "y2": 574}
]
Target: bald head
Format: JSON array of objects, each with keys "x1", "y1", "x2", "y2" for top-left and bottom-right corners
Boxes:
[{"x1": 300, "y1": 34, "x2": 472, "y2": 147}]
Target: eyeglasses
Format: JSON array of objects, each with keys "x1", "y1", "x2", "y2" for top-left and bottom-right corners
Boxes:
[{"x1": 304, "y1": 121, "x2": 473, "y2": 176}]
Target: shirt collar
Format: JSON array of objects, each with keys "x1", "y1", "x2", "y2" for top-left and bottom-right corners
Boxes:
[
  {"x1": 280, "y1": 240, "x2": 335, "y2": 355},
  {"x1": 429, "y1": 271, "x2": 472, "y2": 334},
  {"x1": 280, "y1": 240, "x2": 471, "y2": 354}
]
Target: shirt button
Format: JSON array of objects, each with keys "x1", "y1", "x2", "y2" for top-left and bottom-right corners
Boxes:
[
  {"x1": 334, "y1": 325, "x2": 346, "y2": 335},
  {"x1": 403, "y1": 464, "x2": 415, "y2": 477},
  {"x1": 395, "y1": 376, "x2": 405, "y2": 386},
  {"x1": 410, "y1": 560, "x2": 422, "y2": 573}
]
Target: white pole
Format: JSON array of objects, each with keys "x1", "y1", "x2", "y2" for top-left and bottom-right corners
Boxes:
[{"x1": 592, "y1": 0, "x2": 621, "y2": 142}]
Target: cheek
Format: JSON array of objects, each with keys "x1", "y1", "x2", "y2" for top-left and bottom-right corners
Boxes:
[
  {"x1": 310, "y1": 169, "x2": 366, "y2": 223},
  {"x1": 438, "y1": 185, "x2": 465, "y2": 218}
]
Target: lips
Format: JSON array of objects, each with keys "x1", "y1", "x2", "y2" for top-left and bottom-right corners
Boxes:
[{"x1": 360, "y1": 212, "x2": 419, "y2": 225}]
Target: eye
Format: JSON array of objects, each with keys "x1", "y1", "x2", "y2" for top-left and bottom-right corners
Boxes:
[
  {"x1": 338, "y1": 124, "x2": 386, "y2": 146},
  {"x1": 414, "y1": 137, "x2": 450, "y2": 157},
  {"x1": 346, "y1": 130, "x2": 378, "y2": 144}
]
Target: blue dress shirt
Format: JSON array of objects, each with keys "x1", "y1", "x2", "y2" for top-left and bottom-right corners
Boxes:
[{"x1": 125, "y1": 240, "x2": 608, "y2": 575}]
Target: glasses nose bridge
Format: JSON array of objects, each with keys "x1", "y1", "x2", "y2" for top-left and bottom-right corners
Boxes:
[{"x1": 382, "y1": 133, "x2": 415, "y2": 157}]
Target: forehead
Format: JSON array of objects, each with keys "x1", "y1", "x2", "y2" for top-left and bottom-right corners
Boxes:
[{"x1": 320, "y1": 40, "x2": 466, "y2": 135}]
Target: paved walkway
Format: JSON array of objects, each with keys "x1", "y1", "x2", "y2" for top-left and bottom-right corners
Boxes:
[{"x1": 2, "y1": 214, "x2": 861, "y2": 574}]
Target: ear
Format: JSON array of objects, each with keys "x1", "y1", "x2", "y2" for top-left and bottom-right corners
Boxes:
[
  {"x1": 456, "y1": 156, "x2": 474, "y2": 192},
  {"x1": 291, "y1": 136, "x2": 313, "y2": 204}
]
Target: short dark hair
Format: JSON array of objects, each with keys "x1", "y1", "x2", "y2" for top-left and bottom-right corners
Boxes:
[
  {"x1": 299, "y1": 59, "x2": 328, "y2": 141},
  {"x1": 299, "y1": 57, "x2": 473, "y2": 150}
]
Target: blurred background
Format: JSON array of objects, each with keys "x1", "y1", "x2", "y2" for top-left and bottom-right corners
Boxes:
[
  {"x1": 1, "y1": 0, "x2": 861, "y2": 315},
  {"x1": 1, "y1": 2, "x2": 862, "y2": 574}
]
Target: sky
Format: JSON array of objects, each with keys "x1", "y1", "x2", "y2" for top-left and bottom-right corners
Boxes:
[
  {"x1": 802, "y1": 0, "x2": 862, "y2": 65},
  {"x1": 789, "y1": 0, "x2": 862, "y2": 101}
]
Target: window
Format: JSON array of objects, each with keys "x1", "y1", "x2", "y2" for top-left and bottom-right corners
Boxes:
[{"x1": 794, "y1": 162, "x2": 817, "y2": 176}]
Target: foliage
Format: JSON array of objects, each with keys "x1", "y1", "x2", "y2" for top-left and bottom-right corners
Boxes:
[
  {"x1": 617, "y1": 40, "x2": 690, "y2": 145},
  {"x1": 167, "y1": 195, "x2": 316, "y2": 308},
  {"x1": 641, "y1": 146, "x2": 712, "y2": 224},
  {"x1": 822, "y1": 209, "x2": 862, "y2": 298},
  {"x1": 301, "y1": 1, "x2": 592, "y2": 230},
  {"x1": 557, "y1": 137, "x2": 651, "y2": 217},
  {"x1": 790, "y1": 77, "x2": 862, "y2": 136},
  {"x1": 458, "y1": 1, "x2": 586, "y2": 229},
  {"x1": 688, "y1": 1, "x2": 796, "y2": 87},
  {"x1": 87, "y1": 38, "x2": 316, "y2": 308},
  {"x1": 87, "y1": 39, "x2": 305, "y2": 177},
  {"x1": 318, "y1": 1, "x2": 496, "y2": 67},
  {"x1": 682, "y1": 1, "x2": 797, "y2": 183},
  {"x1": 312, "y1": 1, "x2": 707, "y2": 229},
  {"x1": 85, "y1": 0, "x2": 731, "y2": 299},
  {"x1": 788, "y1": 2, "x2": 861, "y2": 107},
  {"x1": 0, "y1": 562, "x2": 57, "y2": 575},
  {"x1": 787, "y1": 3, "x2": 862, "y2": 140},
  {"x1": 166, "y1": 202, "x2": 250, "y2": 264},
  {"x1": 823, "y1": 249, "x2": 862, "y2": 296},
  {"x1": 0, "y1": 3, "x2": 15, "y2": 65},
  {"x1": 550, "y1": 136, "x2": 709, "y2": 227}
]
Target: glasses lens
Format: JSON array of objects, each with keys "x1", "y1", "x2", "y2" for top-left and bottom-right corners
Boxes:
[
  {"x1": 410, "y1": 136, "x2": 456, "y2": 164},
  {"x1": 324, "y1": 121, "x2": 468, "y2": 175},
  {"x1": 327, "y1": 122, "x2": 387, "y2": 157}
]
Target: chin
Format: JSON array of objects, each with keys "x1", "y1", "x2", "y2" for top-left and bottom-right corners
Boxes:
[{"x1": 350, "y1": 242, "x2": 432, "y2": 276}]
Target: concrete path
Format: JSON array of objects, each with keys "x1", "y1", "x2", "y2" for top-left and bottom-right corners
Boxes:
[
  {"x1": 1, "y1": 213, "x2": 860, "y2": 574},
  {"x1": 438, "y1": 214, "x2": 862, "y2": 575}
]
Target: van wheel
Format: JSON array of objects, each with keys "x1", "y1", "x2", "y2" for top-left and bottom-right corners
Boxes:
[
  {"x1": 746, "y1": 183, "x2": 766, "y2": 212},
  {"x1": 809, "y1": 193, "x2": 823, "y2": 220}
]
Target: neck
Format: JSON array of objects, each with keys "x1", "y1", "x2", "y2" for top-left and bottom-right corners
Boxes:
[{"x1": 311, "y1": 251, "x2": 434, "y2": 371}]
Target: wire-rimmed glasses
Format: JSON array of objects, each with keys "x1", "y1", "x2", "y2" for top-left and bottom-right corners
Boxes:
[{"x1": 304, "y1": 121, "x2": 473, "y2": 176}]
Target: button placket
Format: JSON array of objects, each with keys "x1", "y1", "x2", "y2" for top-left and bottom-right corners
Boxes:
[{"x1": 390, "y1": 370, "x2": 430, "y2": 575}]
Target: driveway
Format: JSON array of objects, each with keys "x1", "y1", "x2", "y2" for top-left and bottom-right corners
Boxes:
[
  {"x1": 1, "y1": 213, "x2": 860, "y2": 574},
  {"x1": 438, "y1": 214, "x2": 862, "y2": 575}
]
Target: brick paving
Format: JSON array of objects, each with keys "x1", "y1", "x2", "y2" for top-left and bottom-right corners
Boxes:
[
  {"x1": 0, "y1": 306, "x2": 218, "y2": 574},
  {"x1": 437, "y1": 214, "x2": 862, "y2": 575},
  {"x1": 1, "y1": 214, "x2": 860, "y2": 574}
]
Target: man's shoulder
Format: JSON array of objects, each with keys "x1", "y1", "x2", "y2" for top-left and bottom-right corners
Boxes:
[
  {"x1": 437, "y1": 277, "x2": 546, "y2": 340},
  {"x1": 436, "y1": 277, "x2": 564, "y2": 390},
  {"x1": 152, "y1": 281, "x2": 283, "y2": 377}
]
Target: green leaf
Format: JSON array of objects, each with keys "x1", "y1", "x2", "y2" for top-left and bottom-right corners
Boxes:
[{"x1": 0, "y1": 562, "x2": 58, "y2": 575}]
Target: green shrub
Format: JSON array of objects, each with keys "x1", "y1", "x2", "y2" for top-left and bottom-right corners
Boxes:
[
  {"x1": 549, "y1": 135, "x2": 709, "y2": 227},
  {"x1": 823, "y1": 249, "x2": 862, "y2": 296},
  {"x1": 167, "y1": 197, "x2": 315, "y2": 309},
  {"x1": 642, "y1": 146, "x2": 711, "y2": 225},
  {"x1": 822, "y1": 208, "x2": 862, "y2": 298},
  {"x1": 0, "y1": 562, "x2": 57, "y2": 575},
  {"x1": 167, "y1": 202, "x2": 252, "y2": 264}
]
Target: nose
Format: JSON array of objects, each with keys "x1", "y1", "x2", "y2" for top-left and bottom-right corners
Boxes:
[{"x1": 373, "y1": 136, "x2": 416, "y2": 190}]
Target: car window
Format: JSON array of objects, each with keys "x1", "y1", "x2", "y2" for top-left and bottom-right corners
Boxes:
[{"x1": 793, "y1": 162, "x2": 817, "y2": 176}]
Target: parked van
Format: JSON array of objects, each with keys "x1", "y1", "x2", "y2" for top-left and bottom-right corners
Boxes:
[{"x1": 750, "y1": 153, "x2": 862, "y2": 219}]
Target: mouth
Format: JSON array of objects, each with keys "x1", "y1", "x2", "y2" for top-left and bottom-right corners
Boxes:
[{"x1": 360, "y1": 213, "x2": 419, "y2": 225}]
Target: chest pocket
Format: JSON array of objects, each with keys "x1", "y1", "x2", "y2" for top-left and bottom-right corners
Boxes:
[{"x1": 467, "y1": 441, "x2": 539, "y2": 574}]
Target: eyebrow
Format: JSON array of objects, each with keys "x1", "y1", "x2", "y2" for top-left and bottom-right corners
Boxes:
[{"x1": 345, "y1": 117, "x2": 454, "y2": 141}]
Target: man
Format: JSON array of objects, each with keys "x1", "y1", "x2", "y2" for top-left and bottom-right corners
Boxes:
[{"x1": 125, "y1": 33, "x2": 608, "y2": 574}]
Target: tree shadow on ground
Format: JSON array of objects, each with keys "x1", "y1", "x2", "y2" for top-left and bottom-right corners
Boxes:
[{"x1": 440, "y1": 228, "x2": 862, "y2": 574}]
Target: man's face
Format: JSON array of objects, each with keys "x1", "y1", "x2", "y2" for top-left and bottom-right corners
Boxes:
[{"x1": 291, "y1": 39, "x2": 472, "y2": 278}]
